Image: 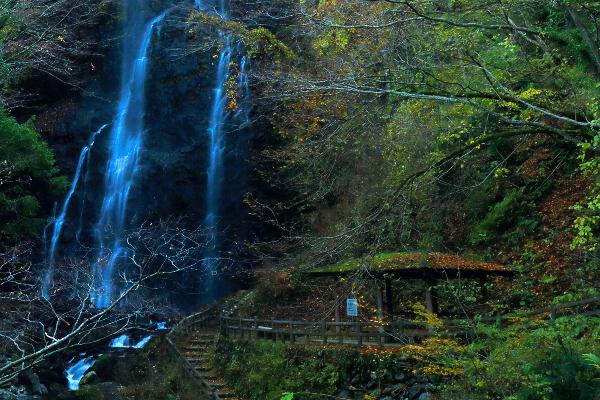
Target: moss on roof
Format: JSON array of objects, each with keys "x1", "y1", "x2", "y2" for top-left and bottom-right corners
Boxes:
[{"x1": 309, "y1": 252, "x2": 509, "y2": 274}]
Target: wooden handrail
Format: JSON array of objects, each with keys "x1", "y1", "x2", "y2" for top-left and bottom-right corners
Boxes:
[
  {"x1": 220, "y1": 295, "x2": 600, "y2": 346},
  {"x1": 168, "y1": 306, "x2": 213, "y2": 340},
  {"x1": 166, "y1": 306, "x2": 219, "y2": 400},
  {"x1": 165, "y1": 336, "x2": 218, "y2": 400},
  {"x1": 472, "y1": 295, "x2": 600, "y2": 323}
]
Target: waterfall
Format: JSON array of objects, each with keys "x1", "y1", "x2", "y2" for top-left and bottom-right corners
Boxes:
[
  {"x1": 202, "y1": 36, "x2": 232, "y2": 300},
  {"x1": 109, "y1": 334, "x2": 131, "y2": 348},
  {"x1": 200, "y1": 0, "x2": 229, "y2": 300},
  {"x1": 40, "y1": 0, "x2": 250, "y2": 306},
  {"x1": 91, "y1": 9, "x2": 166, "y2": 308},
  {"x1": 199, "y1": 0, "x2": 251, "y2": 301},
  {"x1": 42, "y1": 124, "x2": 108, "y2": 299},
  {"x1": 65, "y1": 356, "x2": 96, "y2": 390},
  {"x1": 235, "y1": 55, "x2": 251, "y2": 125}
]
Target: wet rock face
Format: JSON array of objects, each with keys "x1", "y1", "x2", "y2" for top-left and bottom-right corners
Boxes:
[
  {"x1": 39, "y1": 3, "x2": 252, "y2": 236},
  {"x1": 45, "y1": 4, "x2": 215, "y2": 231},
  {"x1": 28, "y1": 2, "x2": 253, "y2": 304},
  {"x1": 133, "y1": 8, "x2": 214, "y2": 223}
]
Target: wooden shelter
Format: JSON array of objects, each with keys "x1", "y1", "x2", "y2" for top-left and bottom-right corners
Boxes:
[{"x1": 306, "y1": 252, "x2": 514, "y2": 315}]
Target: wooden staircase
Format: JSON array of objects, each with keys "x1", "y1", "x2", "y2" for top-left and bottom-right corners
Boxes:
[
  {"x1": 166, "y1": 308, "x2": 241, "y2": 400},
  {"x1": 179, "y1": 329, "x2": 239, "y2": 399}
]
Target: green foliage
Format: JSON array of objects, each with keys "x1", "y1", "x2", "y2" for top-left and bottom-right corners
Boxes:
[
  {"x1": 469, "y1": 188, "x2": 525, "y2": 245},
  {"x1": 572, "y1": 136, "x2": 600, "y2": 252},
  {"x1": 0, "y1": 112, "x2": 66, "y2": 241},
  {"x1": 239, "y1": 272, "x2": 307, "y2": 315},
  {"x1": 213, "y1": 339, "x2": 339, "y2": 399},
  {"x1": 440, "y1": 316, "x2": 600, "y2": 400},
  {"x1": 214, "y1": 338, "x2": 403, "y2": 400},
  {"x1": 583, "y1": 353, "x2": 600, "y2": 370},
  {"x1": 74, "y1": 386, "x2": 103, "y2": 400},
  {"x1": 189, "y1": 13, "x2": 294, "y2": 61}
]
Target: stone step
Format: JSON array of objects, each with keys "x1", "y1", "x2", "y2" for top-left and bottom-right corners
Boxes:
[
  {"x1": 192, "y1": 333, "x2": 217, "y2": 338},
  {"x1": 190, "y1": 337, "x2": 215, "y2": 342},
  {"x1": 184, "y1": 355, "x2": 208, "y2": 360},
  {"x1": 184, "y1": 345, "x2": 213, "y2": 350},
  {"x1": 185, "y1": 354, "x2": 209, "y2": 360},
  {"x1": 215, "y1": 392, "x2": 237, "y2": 398},
  {"x1": 187, "y1": 357, "x2": 209, "y2": 362},
  {"x1": 183, "y1": 350, "x2": 210, "y2": 355}
]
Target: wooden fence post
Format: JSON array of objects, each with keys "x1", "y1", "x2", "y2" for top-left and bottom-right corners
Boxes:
[
  {"x1": 356, "y1": 320, "x2": 362, "y2": 346},
  {"x1": 335, "y1": 305, "x2": 342, "y2": 344},
  {"x1": 321, "y1": 321, "x2": 327, "y2": 344},
  {"x1": 305, "y1": 323, "x2": 310, "y2": 344}
]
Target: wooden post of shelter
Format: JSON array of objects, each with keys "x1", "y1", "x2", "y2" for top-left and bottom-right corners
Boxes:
[
  {"x1": 376, "y1": 284, "x2": 385, "y2": 346},
  {"x1": 385, "y1": 277, "x2": 394, "y2": 317},
  {"x1": 425, "y1": 278, "x2": 439, "y2": 314}
]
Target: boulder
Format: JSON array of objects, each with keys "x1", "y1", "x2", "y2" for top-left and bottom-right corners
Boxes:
[
  {"x1": 80, "y1": 371, "x2": 98, "y2": 386},
  {"x1": 394, "y1": 373, "x2": 406, "y2": 382},
  {"x1": 36, "y1": 384, "x2": 48, "y2": 397},
  {"x1": 19, "y1": 370, "x2": 40, "y2": 393},
  {"x1": 49, "y1": 382, "x2": 68, "y2": 396},
  {"x1": 0, "y1": 386, "x2": 40, "y2": 400},
  {"x1": 407, "y1": 384, "x2": 423, "y2": 400},
  {"x1": 0, "y1": 389, "x2": 18, "y2": 400}
]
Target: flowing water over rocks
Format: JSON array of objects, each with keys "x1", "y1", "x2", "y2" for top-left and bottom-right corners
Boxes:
[{"x1": 92, "y1": 9, "x2": 167, "y2": 308}]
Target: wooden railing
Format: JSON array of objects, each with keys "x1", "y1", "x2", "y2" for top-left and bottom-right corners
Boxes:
[
  {"x1": 220, "y1": 315, "x2": 431, "y2": 345},
  {"x1": 165, "y1": 306, "x2": 218, "y2": 400},
  {"x1": 168, "y1": 306, "x2": 215, "y2": 342},
  {"x1": 221, "y1": 295, "x2": 600, "y2": 346},
  {"x1": 488, "y1": 295, "x2": 600, "y2": 322}
]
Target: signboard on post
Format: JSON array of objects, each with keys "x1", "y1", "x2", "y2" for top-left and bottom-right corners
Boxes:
[{"x1": 346, "y1": 296, "x2": 358, "y2": 317}]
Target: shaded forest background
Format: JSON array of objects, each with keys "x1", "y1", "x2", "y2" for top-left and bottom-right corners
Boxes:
[{"x1": 0, "y1": 0, "x2": 600, "y2": 399}]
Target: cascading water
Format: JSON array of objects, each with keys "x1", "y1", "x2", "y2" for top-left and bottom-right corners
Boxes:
[
  {"x1": 235, "y1": 55, "x2": 251, "y2": 126},
  {"x1": 109, "y1": 334, "x2": 131, "y2": 348},
  {"x1": 42, "y1": 124, "x2": 108, "y2": 299},
  {"x1": 42, "y1": 0, "x2": 250, "y2": 307},
  {"x1": 92, "y1": 9, "x2": 166, "y2": 308},
  {"x1": 202, "y1": 36, "x2": 232, "y2": 300},
  {"x1": 198, "y1": 0, "x2": 251, "y2": 301},
  {"x1": 65, "y1": 356, "x2": 96, "y2": 390}
]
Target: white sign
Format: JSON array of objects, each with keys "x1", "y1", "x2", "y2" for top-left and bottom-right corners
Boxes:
[{"x1": 346, "y1": 297, "x2": 358, "y2": 317}]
